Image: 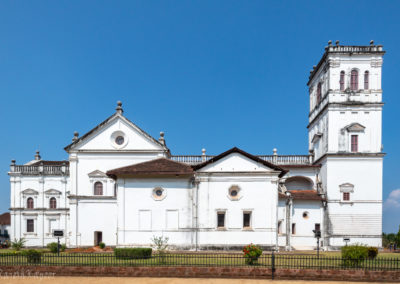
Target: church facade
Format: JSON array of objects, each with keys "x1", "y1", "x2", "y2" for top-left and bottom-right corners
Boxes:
[{"x1": 8, "y1": 42, "x2": 385, "y2": 250}]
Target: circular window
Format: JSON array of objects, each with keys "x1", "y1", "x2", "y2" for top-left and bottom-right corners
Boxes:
[
  {"x1": 303, "y1": 211, "x2": 309, "y2": 219},
  {"x1": 115, "y1": 136, "x2": 125, "y2": 145},
  {"x1": 110, "y1": 131, "x2": 128, "y2": 149},
  {"x1": 228, "y1": 185, "x2": 241, "y2": 200},
  {"x1": 152, "y1": 187, "x2": 166, "y2": 200}
]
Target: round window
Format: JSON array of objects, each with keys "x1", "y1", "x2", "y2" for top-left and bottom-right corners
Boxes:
[
  {"x1": 230, "y1": 190, "x2": 238, "y2": 197},
  {"x1": 303, "y1": 211, "x2": 309, "y2": 219},
  {"x1": 155, "y1": 189, "x2": 163, "y2": 196},
  {"x1": 115, "y1": 136, "x2": 125, "y2": 145}
]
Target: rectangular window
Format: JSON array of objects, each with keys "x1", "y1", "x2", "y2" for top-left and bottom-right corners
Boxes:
[
  {"x1": 343, "y1": 192, "x2": 350, "y2": 201},
  {"x1": 217, "y1": 212, "x2": 225, "y2": 228},
  {"x1": 291, "y1": 223, "x2": 296, "y2": 235},
  {"x1": 351, "y1": 135, "x2": 358, "y2": 152},
  {"x1": 364, "y1": 71, "x2": 369, "y2": 90},
  {"x1": 243, "y1": 212, "x2": 251, "y2": 228},
  {"x1": 340, "y1": 72, "x2": 345, "y2": 91},
  {"x1": 315, "y1": 223, "x2": 321, "y2": 231},
  {"x1": 27, "y1": 219, "x2": 34, "y2": 233},
  {"x1": 278, "y1": 221, "x2": 282, "y2": 234}
]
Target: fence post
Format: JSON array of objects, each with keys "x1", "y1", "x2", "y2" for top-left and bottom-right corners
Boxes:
[{"x1": 271, "y1": 251, "x2": 275, "y2": 280}]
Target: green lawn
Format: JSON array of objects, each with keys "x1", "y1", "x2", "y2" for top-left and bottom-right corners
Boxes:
[{"x1": 0, "y1": 250, "x2": 399, "y2": 270}]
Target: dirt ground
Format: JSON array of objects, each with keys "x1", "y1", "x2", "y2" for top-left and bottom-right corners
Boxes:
[{"x1": 0, "y1": 277, "x2": 392, "y2": 284}]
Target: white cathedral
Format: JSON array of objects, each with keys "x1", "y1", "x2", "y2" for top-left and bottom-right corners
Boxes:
[{"x1": 8, "y1": 42, "x2": 384, "y2": 250}]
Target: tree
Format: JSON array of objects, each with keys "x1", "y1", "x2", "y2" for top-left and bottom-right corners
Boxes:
[
  {"x1": 151, "y1": 235, "x2": 169, "y2": 264},
  {"x1": 397, "y1": 225, "x2": 400, "y2": 246},
  {"x1": 382, "y1": 225, "x2": 400, "y2": 248}
]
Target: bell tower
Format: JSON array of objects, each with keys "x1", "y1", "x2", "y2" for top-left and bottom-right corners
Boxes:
[
  {"x1": 307, "y1": 41, "x2": 385, "y2": 249},
  {"x1": 307, "y1": 40, "x2": 384, "y2": 160}
]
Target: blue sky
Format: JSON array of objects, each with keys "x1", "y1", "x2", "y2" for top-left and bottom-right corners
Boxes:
[{"x1": 0, "y1": 1, "x2": 399, "y2": 233}]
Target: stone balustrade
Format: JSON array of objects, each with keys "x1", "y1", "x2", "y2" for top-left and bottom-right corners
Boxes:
[
  {"x1": 171, "y1": 154, "x2": 312, "y2": 165},
  {"x1": 10, "y1": 165, "x2": 69, "y2": 175}
]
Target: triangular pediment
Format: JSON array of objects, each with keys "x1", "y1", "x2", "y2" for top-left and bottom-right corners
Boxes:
[
  {"x1": 64, "y1": 111, "x2": 168, "y2": 152},
  {"x1": 193, "y1": 147, "x2": 286, "y2": 177},
  {"x1": 339, "y1": 183, "x2": 354, "y2": 192},
  {"x1": 344, "y1": 123, "x2": 365, "y2": 132},
  {"x1": 88, "y1": 170, "x2": 108, "y2": 178},
  {"x1": 44, "y1": 189, "x2": 62, "y2": 195},
  {"x1": 21, "y1": 189, "x2": 39, "y2": 195}
]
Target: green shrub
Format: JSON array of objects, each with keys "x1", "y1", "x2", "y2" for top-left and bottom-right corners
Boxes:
[
  {"x1": 61, "y1": 243, "x2": 67, "y2": 251},
  {"x1": 367, "y1": 247, "x2": 378, "y2": 259},
  {"x1": 114, "y1": 248, "x2": 152, "y2": 259},
  {"x1": 47, "y1": 242, "x2": 58, "y2": 253},
  {"x1": 47, "y1": 242, "x2": 66, "y2": 253},
  {"x1": 11, "y1": 238, "x2": 26, "y2": 251},
  {"x1": 341, "y1": 244, "x2": 368, "y2": 267},
  {"x1": 243, "y1": 244, "x2": 263, "y2": 265},
  {"x1": 23, "y1": 249, "x2": 42, "y2": 264},
  {"x1": 99, "y1": 242, "x2": 105, "y2": 249}
]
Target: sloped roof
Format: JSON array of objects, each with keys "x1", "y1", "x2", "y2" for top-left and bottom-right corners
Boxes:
[
  {"x1": 64, "y1": 112, "x2": 168, "y2": 152},
  {"x1": 0, "y1": 212, "x2": 10, "y2": 225},
  {"x1": 279, "y1": 190, "x2": 324, "y2": 201},
  {"x1": 192, "y1": 147, "x2": 287, "y2": 177},
  {"x1": 107, "y1": 158, "x2": 194, "y2": 177}
]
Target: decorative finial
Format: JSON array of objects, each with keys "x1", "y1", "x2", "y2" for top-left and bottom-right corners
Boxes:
[
  {"x1": 328, "y1": 40, "x2": 332, "y2": 46},
  {"x1": 313, "y1": 65, "x2": 316, "y2": 70},
  {"x1": 273, "y1": 148, "x2": 277, "y2": 155},
  {"x1": 72, "y1": 131, "x2": 79, "y2": 142},
  {"x1": 116, "y1": 101, "x2": 123, "y2": 114},
  {"x1": 34, "y1": 150, "x2": 41, "y2": 160},
  {"x1": 201, "y1": 148, "x2": 207, "y2": 161},
  {"x1": 335, "y1": 40, "x2": 340, "y2": 46},
  {"x1": 370, "y1": 40, "x2": 374, "y2": 46},
  {"x1": 10, "y1": 159, "x2": 16, "y2": 172},
  {"x1": 158, "y1": 131, "x2": 165, "y2": 145}
]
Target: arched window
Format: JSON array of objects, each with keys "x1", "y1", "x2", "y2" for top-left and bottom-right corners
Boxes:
[
  {"x1": 285, "y1": 176, "x2": 314, "y2": 191},
  {"x1": 316, "y1": 83, "x2": 322, "y2": 104},
  {"x1": 94, "y1": 182, "x2": 103, "y2": 196},
  {"x1": 340, "y1": 71, "x2": 345, "y2": 91},
  {"x1": 364, "y1": 71, "x2": 369, "y2": 90},
  {"x1": 27, "y1": 197, "x2": 34, "y2": 209},
  {"x1": 49, "y1": 197, "x2": 57, "y2": 209},
  {"x1": 350, "y1": 70, "x2": 358, "y2": 91}
]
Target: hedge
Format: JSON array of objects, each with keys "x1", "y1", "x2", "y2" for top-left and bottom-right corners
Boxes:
[
  {"x1": 23, "y1": 249, "x2": 42, "y2": 263},
  {"x1": 114, "y1": 248, "x2": 152, "y2": 259}
]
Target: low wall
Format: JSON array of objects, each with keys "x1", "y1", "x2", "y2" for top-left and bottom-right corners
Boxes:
[{"x1": 0, "y1": 266, "x2": 399, "y2": 282}]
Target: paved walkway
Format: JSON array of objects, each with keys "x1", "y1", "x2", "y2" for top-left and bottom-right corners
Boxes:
[{"x1": 0, "y1": 277, "x2": 386, "y2": 284}]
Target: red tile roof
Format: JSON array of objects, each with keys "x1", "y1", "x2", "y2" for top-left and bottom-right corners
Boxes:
[
  {"x1": 0, "y1": 212, "x2": 10, "y2": 225},
  {"x1": 107, "y1": 158, "x2": 194, "y2": 177},
  {"x1": 279, "y1": 190, "x2": 324, "y2": 201}
]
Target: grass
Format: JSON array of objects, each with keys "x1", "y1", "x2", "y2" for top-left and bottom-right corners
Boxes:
[{"x1": 0, "y1": 250, "x2": 399, "y2": 270}]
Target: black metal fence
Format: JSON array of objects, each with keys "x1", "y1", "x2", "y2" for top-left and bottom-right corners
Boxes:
[{"x1": 0, "y1": 252, "x2": 399, "y2": 271}]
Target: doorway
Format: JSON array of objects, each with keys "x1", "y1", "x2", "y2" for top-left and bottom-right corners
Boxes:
[{"x1": 94, "y1": 231, "x2": 102, "y2": 246}]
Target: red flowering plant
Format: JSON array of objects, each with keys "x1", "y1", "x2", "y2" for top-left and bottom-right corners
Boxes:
[{"x1": 242, "y1": 243, "x2": 262, "y2": 265}]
